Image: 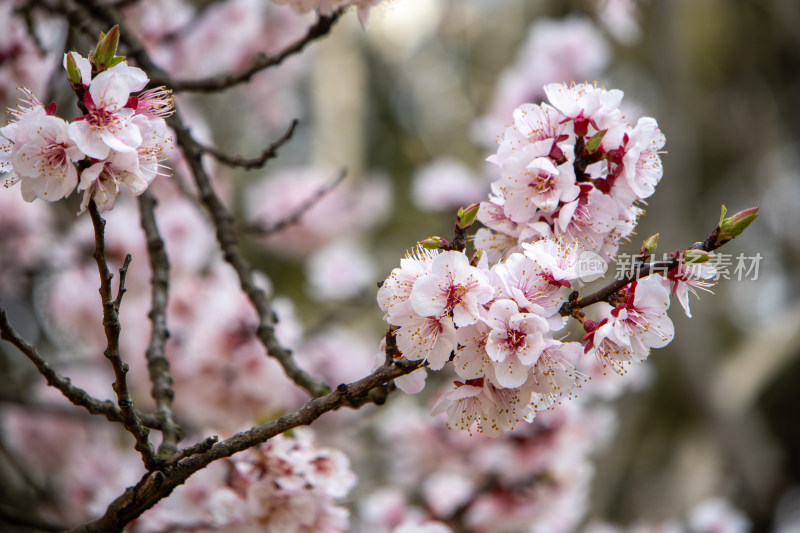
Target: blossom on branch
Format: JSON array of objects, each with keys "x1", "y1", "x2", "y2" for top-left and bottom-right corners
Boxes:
[{"x1": 1, "y1": 50, "x2": 173, "y2": 212}]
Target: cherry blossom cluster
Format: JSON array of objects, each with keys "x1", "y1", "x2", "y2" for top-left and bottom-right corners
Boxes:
[
  {"x1": 476, "y1": 81, "x2": 664, "y2": 263},
  {"x1": 377, "y1": 82, "x2": 753, "y2": 437},
  {"x1": 207, "y1": 429, "x2": 357, "y2": 532},
  {"x1": 0, "y1": 30, "x2": 173, "y2": 213},
  {"x1": 379, "y1": 239, "x2": 617, "y2": 436}
]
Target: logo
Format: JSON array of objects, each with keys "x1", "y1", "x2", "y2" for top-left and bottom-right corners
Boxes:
[{"x1": 576, "y1": 251, "x2": 607, "y2": 282}]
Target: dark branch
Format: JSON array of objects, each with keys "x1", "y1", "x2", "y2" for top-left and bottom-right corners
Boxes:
[
  {"x1": 88, "y1": 201, "x2": 159, "y2": 470},
  {"x1": 66, "y1": 359, "x2": 423, "y2": 533},
  {"x1": 0, "y1": 307, "x2": 162, "y2": 429},
  {"x1": 198, "y1": 119, "x2": 298, "y2": 170},
  {"x1": 559, "y1": 219, "x2": 730, "y2": 317},
  {"x1": 138, "y1": 191, "x2": 183, "y2": 458},
  {"x1": 165, "y1": 435, "x2": 219, "y2": 466},
  {"x1": 163, "y1": 11, "x2": 344, "y2": 92},
  {"x1": 113, "y1": 254, "x2": 132, "y2": 311}
]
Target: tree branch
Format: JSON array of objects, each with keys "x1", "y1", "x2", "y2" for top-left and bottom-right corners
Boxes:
[
  {"x1": 138, "y1": 191, "x2": 183, "y2": 459},
  {"x1": 197, "y1": 119, "x2": 298, "y2": 170},
  {"x1": 559, "y1": 219, "x2": 731, "y2": 317},
  {"x1": 163, "y1": 11, "x2": 344, "y2": 92},
  {"x1": 0, "y1": 307, "x2": 163, "y2": 429},
  {"x1": 66, "y1": 358, "x2": 422, "y2": 533},
  {"x1": 88, "y1": 201, "x2": 159, "y2": 470}
]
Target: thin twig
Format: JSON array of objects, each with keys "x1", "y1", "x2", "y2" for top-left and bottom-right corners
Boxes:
[
  {"x1": 165, "y1": 435, "x2": 219, "y2": 466},
  {"x1": 247, "y1": 170, "x2": 347, "y2": 236},
  {"x1": 163, "y1": 11, "x2": 345, "y2": 92},
  {"x1": 88, "y1": 201, "x2": 159, "y2": 470},
  {"x1": 113, "y1": 254, "x2": 132, "y2": 311},
  {"x1": 138, "y1": 191, "x2": 183, "y2": 458},
  {"x1": 559, "y1": 221, "x2": 725, "y2": 317},
  {"x1": 0, "y1": 307, "x2": 162, "y2": 429},
  {"x1": 69, "y1": 0, "x2": 343, "y2": 92},
  {"x1": 197, "y1": 119, "x2": 298, "y2": 170}
]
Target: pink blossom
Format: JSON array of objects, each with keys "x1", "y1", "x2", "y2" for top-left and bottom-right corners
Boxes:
[
  {"x1": 68, "y1": 62, "x2": 149, "y2": 159},
  {"x1": 452, "y1": 321, "x2": 495, "y2": 381},
  {"x1": 489, "y1": 102, "x2": 571, "y2": 168},
  {"x1": 5, "y1": 113, "x2": 83, "y2": 202},
  {"x1": 528, "y1": 341, "x2": 583, "y2": 411},
  {"x1": 432, "y1": 378, "x2": 534, "y2": 437},
  {"x1": 607, "y1": 274, "x2": 675, "y2": 361},
  {"x1": 499, "y1": 155, "x2": 580, "y2": 222},
  {"x1": 544, "y1": 81, "x2": 624, "y2": 135},
  {"x1": 582, "y1": 316, "x2": 638, "y2": 374},
  {"x1": 666, "y1": 260, "x2": 716, "y2": 318},
  {"x1": 522, "y1": 238, "x2": 585, "y2": 287},
  {"x1": 378, "y1": 246, "x2": 438, "y2": 321},
  {"x1": 78, "y1": 150, "x2": 142, "y2": 212},
  {"x1": 379, "y1": 247, "x2": 461, "y2": 369},
  {"x1": 621, "y1": 117, "x2": 666, "y2": 199},
  {"x1": 477, "y1": 187, "x2": 522, "y2": 239},
  {"x1": 410, "y1": 250, "x2": 494, "y2": 327},
  {"x1": 485, "y1": 299, "x2": 549, "y2": 388},
  {"x1": 474, "y1": 226, "x2": 521, "y2": 263},
  {"x1": 490, "y1": 252, "x2": 566, "y2": 318},
  {"x1": 555, "y1": 186, "x2": 620, "y2": 255},
  {"x1": 393, "y1": 313, "x2": 457, "y2": 370}
]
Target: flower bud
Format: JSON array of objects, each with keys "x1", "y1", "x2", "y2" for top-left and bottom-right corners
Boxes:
[
  {"x1": 585, "y1": 129, "x2": 607, "y2": 153},
  {"x1": 65, "y1": 53, "x2": 82, "y2": 85},
  {"x1": 642, "y1": 233, "x2": 659, "y2": 254},
  {"x1": 715, "y1": 206, "x2": 759, "y2": 246},
  {"x1": 94, "y1": 25, "x2": 120, "y2": 69},
  {"x1": 683, "y1": 249, "x2": 712, "y2": 264},
  {"x1": 456, "y1": 203, "x2": 480, "y2": 231},
  {"x1": 419, "y1": 236, "x2": 450, "y2": 250}
]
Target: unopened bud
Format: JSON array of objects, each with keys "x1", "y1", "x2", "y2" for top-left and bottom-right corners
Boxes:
[
  {"x1": 716, "y1": 206, "x2": 759, "y2": 246},
  {"x1": 419, "y1": 236, "x2": 450, "y2": 250},
  {"x1": 65, "y1": 53, "x2": 82, "y2": 85},
  {"x1": 718, "y1": 204, "x2": 727, "y2": 226},
  {"x1": 642, "y1": 233, "x2": 659, "y2": 254},
  {"x1": 470, "y1": 249, "x2": 484, "y2": 267},
  {"x1": 585, "y1": 129, "x2": 607, "y2": 153},
  {"x1": 683, "y1": 249, "x2": 712, "y2": 264},
  {"x1": 456, "y1": 203, "x2": 480, "y2": 231},
  {"x1": 94, "y1": 25, "x2": 120, "y2": 69}
]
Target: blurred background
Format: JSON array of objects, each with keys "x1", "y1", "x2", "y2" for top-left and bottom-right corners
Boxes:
[{"x1": 1, "y1": 0, "x2": 799, "y2": 531}]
